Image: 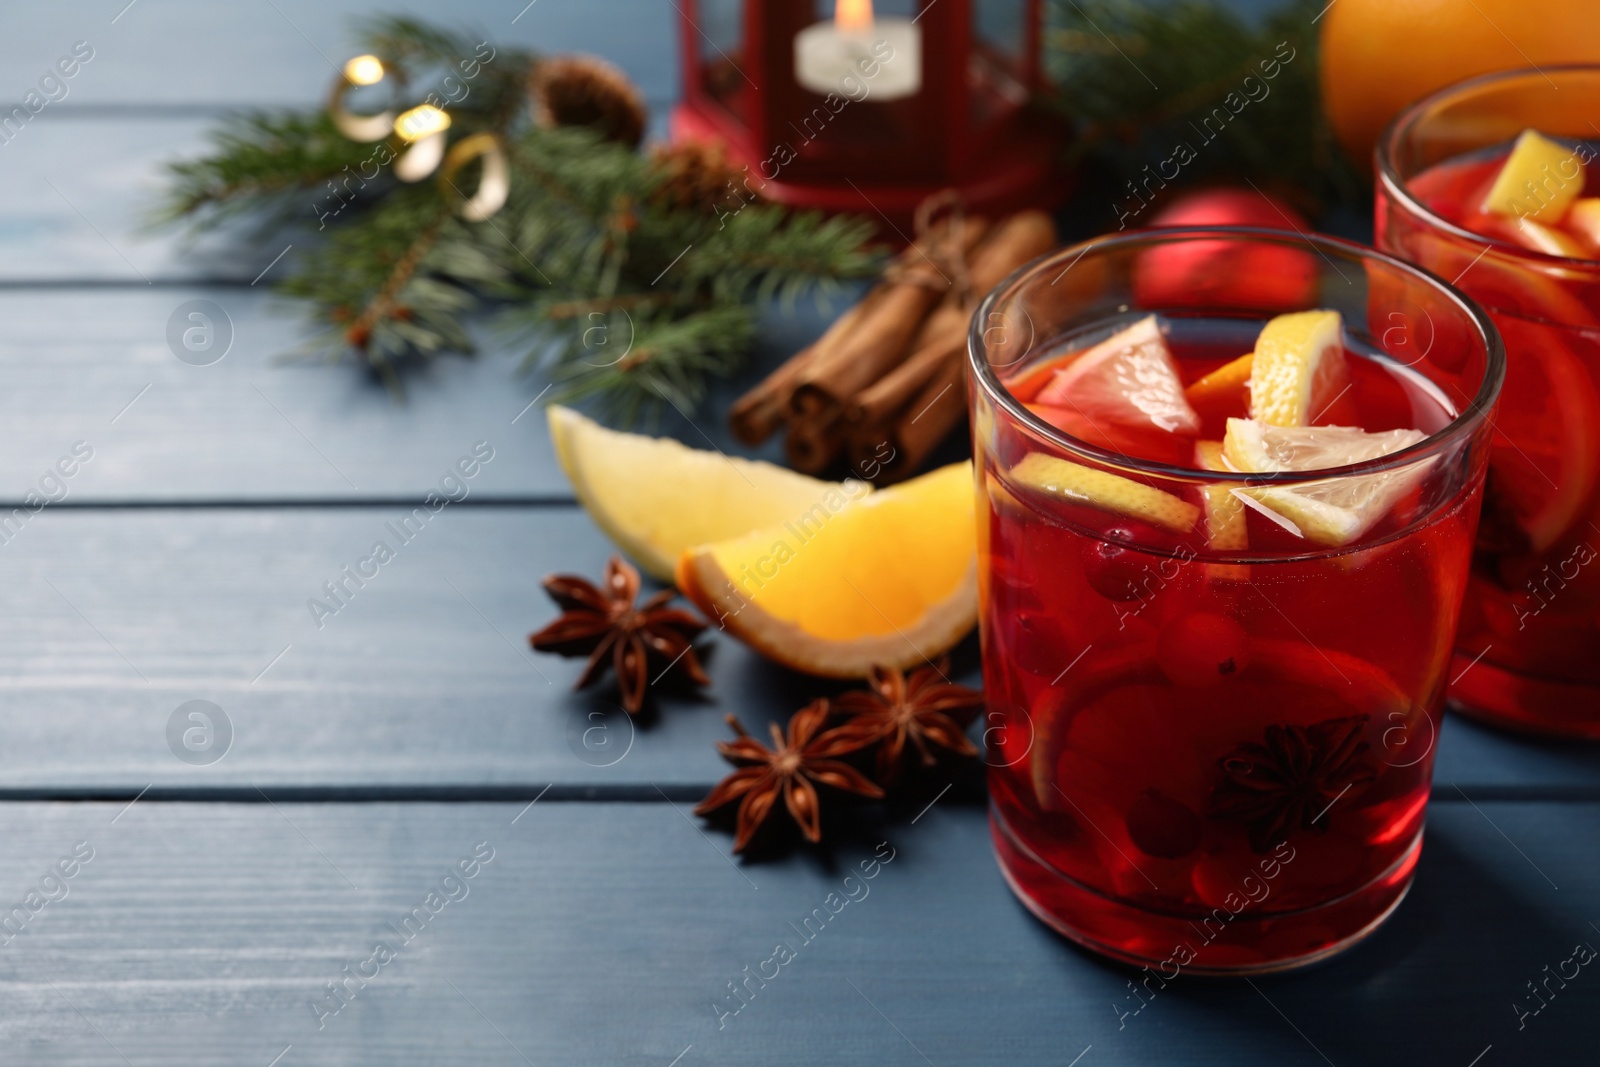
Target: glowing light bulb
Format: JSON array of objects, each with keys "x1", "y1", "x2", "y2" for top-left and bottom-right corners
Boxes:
[
  {"x1": 343, "y1": 54, "x2": 385, "y2": 87},
  {"x1": 394, "y1": 104, "x2": 451, "y2": 143}
]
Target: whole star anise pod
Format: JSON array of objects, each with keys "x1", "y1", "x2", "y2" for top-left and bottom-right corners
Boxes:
[
  {"x1": 529, "y1": 555, "x2": 708, "y2": 714},
  {"x1": 695, "y1": 700, "x2": 883, "y2": 853},
  {"x1": 1207, "y1": 715, "x2": 1378, "y2": 853},
  {"x1": 829, "y1": 659, "x2": 985, "y2": 785}
]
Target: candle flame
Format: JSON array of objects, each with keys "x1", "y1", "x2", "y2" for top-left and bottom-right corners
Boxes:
[{"x1": 835, "y1": 0, "x2": 873, "y2": 32}]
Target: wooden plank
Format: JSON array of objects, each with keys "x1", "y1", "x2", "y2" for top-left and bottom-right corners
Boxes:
[
  {"x1": 1, "y1": 0, "x2": 676, "y2": 110},
  {"x1": 0, "y1": 287, "x2": 832, "y2": 503},
  {"x1": 0, "y1": 799, "x2": 1590, "y2": 1064},
  {"x1": 0, "y1": 504, "x2": 1588, "y2": 794}
]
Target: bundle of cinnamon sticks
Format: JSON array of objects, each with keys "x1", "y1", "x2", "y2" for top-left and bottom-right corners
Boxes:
[{"x1": 729, "y1": 202, "x2": 1058, "y2": 483}]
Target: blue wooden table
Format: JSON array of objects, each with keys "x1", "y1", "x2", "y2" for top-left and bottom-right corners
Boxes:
[{"x1": 2, "y1": 2, "x2": 1596, "y2": 1063}]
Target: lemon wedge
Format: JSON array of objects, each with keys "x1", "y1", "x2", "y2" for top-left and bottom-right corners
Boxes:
[
  {"x1": 1567, "y1": 198, "x2": 1600, "y2": 254},
  {"x1": 1512, "y1": 217, "x2": 1589, "y2": 258},
  {"x1": 1222, "y1": 418, "x2": 1429, "y2": 546},
  {"x1": 1481, "y1": 129, "x2": 1585, "y2": 223},
  {"x1": 1249, "y1": 310, "x2": 1350, "y2": 427},
  {"x1": 550, "y1": 405, "x2": 869, "y2": 582},
  {"x1": 1010, "y1": 453, "x2": 1199, "y2": 534},
  {"x1": 1193, "y1": 440, "x2": 1248, "y2": 551},
  {"x1": 676, "y1": 463, "x2": 976, "y2": 678}
]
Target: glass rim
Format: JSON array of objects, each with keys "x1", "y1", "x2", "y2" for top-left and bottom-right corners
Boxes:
[
  {"x1": 1375, "y1": 63, "x2": 1600, "y2": 269},
  {"x1": 967, "y1": 226, "x2": 1506, "y2": 486}
]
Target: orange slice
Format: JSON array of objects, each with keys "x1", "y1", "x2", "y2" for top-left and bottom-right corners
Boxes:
[
  {"x1": 1185, "y1": 353, "x2": 1253, "y2": 422},
  {"x1": 1035, "y1": 316, "x2": 1200, "y2": 434},
  {"x1": 1193, "y1": 441, "x2": 1248, "y2": 552},
  {"x1": 1566, "y1": 198, "x2": 1600, "y2": 255},
  {"x1": 1010, "y1": 453, "x2": 1199, "y2": 534},
  {"x1": 1249, "y1": 310, "x2": 1351, "y2": 427},
  {"x1": 1480, "y1": 129, "x2": 1585, "y2": 223},
  {"x1": 550, "y1": 405, "x2": 869, "y2": 582},
  {"x1": 676, "y1": 463, "x2": 976, "y2": 678},
  {"x1": 1511, "y1": 217, "x2": 1589, "y2": 258},
  {"x1": 1222, "y1": 418, "x2": 1429, "y2": 546}
]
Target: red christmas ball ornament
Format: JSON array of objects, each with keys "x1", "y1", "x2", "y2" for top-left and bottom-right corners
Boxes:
[{"x1": 1132, "y1": 188, "x2": 1319, "y2": 312}]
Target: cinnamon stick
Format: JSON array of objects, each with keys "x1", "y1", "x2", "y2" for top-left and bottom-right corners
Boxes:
[
  {"x1": 875, "y1": 353, "x2": 969, "y2": 484},
  {"x1": 727, "y1": 299, "x2": 867, "y2": 445},
  {"x1": 788, "y1": 216, "x2": 991, "y2": 421},
  {"x1": 785, "y1": 410, "x2": 844, "y2": 473},
  {"x1": 846, "y1": 211, "x2": 1058, "y2": 473}
]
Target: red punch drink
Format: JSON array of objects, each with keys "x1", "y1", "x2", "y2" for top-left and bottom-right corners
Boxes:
[
  {"x1": 1377, "y1": 68, "x2": 1600, "y2": 736},
  {"x1": 970, "y1": 230, "x2": 1502, "y2": 973}
]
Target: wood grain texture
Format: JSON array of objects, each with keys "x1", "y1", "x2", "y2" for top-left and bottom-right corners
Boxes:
[
  {"x1": 0, "y1": 287, "x2": 835, "y2": 503},
  {"x1": 0, "y1": 800, "x2": 1591, "y2": 1065},
  {"x1": 0, "y1": 0, "x2": 675, "y2": 110},
  {"x1": 0, "y1": 504, "x2": 1584, "y2": 794}
]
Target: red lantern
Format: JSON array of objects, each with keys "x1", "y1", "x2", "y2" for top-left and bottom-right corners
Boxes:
[{"x1": 671, "y1": 0, "x2": 1067, "y2": 233}]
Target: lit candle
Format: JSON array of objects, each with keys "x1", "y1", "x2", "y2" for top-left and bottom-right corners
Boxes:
[{"x1": 794, "y1": 0, "x2": 921, "y2": 101}]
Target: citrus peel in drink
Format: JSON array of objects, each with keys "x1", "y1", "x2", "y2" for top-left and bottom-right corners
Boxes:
[
  {"x1": 1010, "y1": 453, "x2": 1199, "y2": 534},
  {"x1": 1248, "y1": 310, "x2": 1351, "y2": 428},
  {"x1": 1222, "y1": 418, "x2": 1428, "y2": 547}
]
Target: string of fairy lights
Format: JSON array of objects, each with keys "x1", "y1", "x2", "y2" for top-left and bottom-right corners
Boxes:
[{"x1": 328, "y1": 53, "x2": 509, "y2": 221}]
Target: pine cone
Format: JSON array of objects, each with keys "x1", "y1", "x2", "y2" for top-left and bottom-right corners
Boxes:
[
  {"x1": 531, "y1": 55, "x2": 647, "y2": 148},
  {"x1": 648, "y1": 140, "x2": 751, "y2": 215}
]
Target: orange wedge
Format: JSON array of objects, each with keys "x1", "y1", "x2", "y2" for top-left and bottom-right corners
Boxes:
[
  {"x1": 550, "y1": 405, "x2": 869, "y2": 581},
  {"x1": 1185, "y1": 353, "x2": 1253, "y2": 422},
  {"x1": 1193, "y1": 440, "x2": 1248, "y2": 552},
  {"x1": 1249, "y1": 310, "x2": 1351, "y2": 427},
  {"x1": 1010, "y1": 453, "x2": 1199, "y2": 533},
  {"x1": 1223, "y1": 418, "x2": 1429, "y2": 546},
  {"x1": 1567, "y1": 198, "x2": 1600, "y2": 254},
  {"x1": 676, "y1": 463, "x2": 976, "y2": 678},
  {"x1": 1511, "y1": 217, "x2": 1589, "y2": 258},
  {"x1": 1480, "y1": 129, "x2": 1584, "y2": 223},
  {"x1": 1035, "y1": 315, "x2": 1200, "y2": 434}
]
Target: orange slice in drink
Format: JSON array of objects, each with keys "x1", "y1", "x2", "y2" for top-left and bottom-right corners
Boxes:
[
  {"x1": 1222, "y1": 418, "x2": 1429, "y2": 547},
  {"x1": 1481, "y1": 318, "x2": 1600, "y2": 553},
  {"x1": 1249, "y1": 310, "x2": 1353, "y2": 427},
  {"x1": 1035, "y1": 316, "x2": 1201, "y2": 434},
  {"x1": 1480, "y1": 130, "x2": 1585, "y2": 224},
  {"x1": 1010, "y1": 453, "x2": 1199, "y2": 534},
  {"x1": 1193, "y1": 440, "x2": 1248, "y2": 552},
  {"x1": 1185, "y1": 353, "x2": 1253, "y2": 425}
]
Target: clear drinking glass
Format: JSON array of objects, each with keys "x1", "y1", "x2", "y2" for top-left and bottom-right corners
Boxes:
[
  {"x1": 970, "y1": 229, "x2": 1503, "y2": 972},
  {"x1": 1376, "y1": 66, "x2": 1600, "y2": 736}
]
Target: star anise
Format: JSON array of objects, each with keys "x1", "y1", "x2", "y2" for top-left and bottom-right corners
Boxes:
[
  {"x1": 829, "y1": 659, "x2": 985, "y2": 785},
  {"x1": 529, "y1": 555, "x2": 709, "y2": 714},
  {"x1": 1207, "y1": 715, "x2": 1378, "y2": 853},
  {"x1": 695, "y1": 700, "x2": 883, "y2": 853}
]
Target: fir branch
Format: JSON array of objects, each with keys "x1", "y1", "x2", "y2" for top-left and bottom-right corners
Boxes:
[
  {"x1": 1044, "y1": 0, "x2": 1360, "y2": 212},
  {"x1": 541, "y1": 304, "x2": 758, "y2": 424},
  {"x1": 155, "y1": 16, "x2": 878, "y2": 417},
  {"x1": 157, "y1": 111, "x2": 377, "y2": 227}
]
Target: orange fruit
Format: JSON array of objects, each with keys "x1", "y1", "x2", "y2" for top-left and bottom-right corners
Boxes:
[
  {"x1": 676, "y1": 463, "x2": 976, "y2": 678},
  {"x1": 549, "y1": 405, "x2": 869, "y2": 581},
  {"x1": 1034, "y1": 316, "x2": 1200, "y2": 435},
  {"x1": 1320, "y1": 0, "x2": 1600, "y2": 168},
  {"x1": 1185, "y1": 353, "x2": 1253, "y2": 425},
  {"x1": 1248, "y1": 310, "x2": 1352, "y2": 428}
]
